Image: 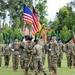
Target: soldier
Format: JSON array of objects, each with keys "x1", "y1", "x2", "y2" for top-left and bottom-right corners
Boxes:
[
  {"x1": 20, "y1": 37, "x2": 27, "y2": 69},
  {"x1": 65, "y1": 39, "x2": 74, "y2": 68},
  {"x1": 47, "y1": 38, "x2": 52, "y2": 72},
  {"x1": 3, "y1": 43, "x2": 11, "y2": 67},
  {"x1": 24, "y1": 36, "x2": 34, "y2": 75},
  {"x1": 50, "y1": 35, "x2": 59, "y2": 75},
  {"x1": 72, "y1": 41, "x2": 75, "y2": 67},
  {"x1": 33, "y1": 40, "x2": 47, "y2": 75},
  {"x1": 39, "y1": 37, "x2": 46, "y2": 65},
  {"x1": 0, "y1": 44, "x2": 3, "y2": 67},
  {"x1": 57, "y1": 39, "x2": 64, "y2": 68},
  {"x1": 11, "y1": 38, "x2": 20, "y2": 71}
]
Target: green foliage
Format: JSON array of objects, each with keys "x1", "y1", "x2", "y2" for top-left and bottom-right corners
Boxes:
[
  {"x1": 2, "y1": 23, "x2": 13, "y2": 43},
  {"x1": 13, "y1": 28, "x2": 20, "y2": 40},
  {"x1": 59, "y1": 26, "x2": 73, "y2": 43},
  {"x1": 0, "y1": 33, "x2": 3, "y2": 43},
  {"x1": 49, "y1": 4, "x2": 75, "y2": 41},
  {"x1": 35, "y1": 0, "x2": 48, "y2": 25},
  {"x1": 12, "y1": 17, "x2": 20, "y2": 29},
  {"x1": 47, "y1": 29, "x2": 56, "y2": 40},
  {"x1": 2, "y1": 23, "x2": 21, "y2": 43}
]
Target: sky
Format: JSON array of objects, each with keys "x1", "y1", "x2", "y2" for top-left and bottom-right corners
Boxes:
[
  {"x1": 46, "y1": 0, "x2": 73, "y2": 21},
  {"x1": 5, "y1": 0, "x2": 73, "y2": 24}
]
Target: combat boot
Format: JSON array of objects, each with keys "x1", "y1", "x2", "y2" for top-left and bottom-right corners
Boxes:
[
  {"x1": 35, "y1": 73, "x2": 38, "y2": 75},
  {"x1": 25, "y1": 71, "x2": 31, "y2": 75},
  {"x1": 52, "y1": 73, "x2": 57, "y2": 75},
  {"x1": 44, "y1": 73, "x2": 47, "y2": 75}
]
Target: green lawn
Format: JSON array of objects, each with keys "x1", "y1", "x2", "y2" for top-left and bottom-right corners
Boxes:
[{"x1": 0, "y1": 53, "x2": 75, "y2": 75}]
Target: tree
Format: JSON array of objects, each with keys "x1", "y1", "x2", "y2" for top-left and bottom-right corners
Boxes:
[
  {"x1": 56, "y1": 6, "x2": 74, "y2": 32},
  {"x1": 2, "y1": 23, "x2": 13, "y2": 43},
  {"x1": 0, "y1": 0, "x2": 7, "y2": 26},
  {"x1": 47, "y1": 29, "x2": 56, "y2": 41},
  {"x1": 59, "y1": 26, "x2": 73, "y2": 43},
  {"x1": 35, "y1": 0, "x2": 48, "y2": 25}
]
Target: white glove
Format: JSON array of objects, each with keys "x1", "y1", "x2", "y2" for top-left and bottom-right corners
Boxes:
[
  {"x1": 11, "y1": 49, "x2": 14, "y2": 51},
  {"x1": 49, "y1": 49, "x2": 52, "y2": 51}
]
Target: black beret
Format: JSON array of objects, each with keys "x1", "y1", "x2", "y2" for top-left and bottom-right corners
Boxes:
[
  {"x1": 28, "y1": 36, "x2": 33, "y2": 40},
  {"x1": 34, "y1": 39, "x2": 38, "y2": 43}
]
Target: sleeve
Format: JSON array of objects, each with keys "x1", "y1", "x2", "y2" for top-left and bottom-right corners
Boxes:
[
  {"x1": 2, "y1": 46, "x2": 4, "y2": 55},
  {"x1": 62, "y1": 44, "x2": 65, "y2": 52},
  {"x1": 65, "y1": 44, "x2": 68, "y2": 53},
  {"x1": 55, "y1": 43, "x2": 59, "y2": 56},
  {"x1": 33, "y1": 46, "x2": 37, "y2": 55},
  {"x1": 9, "y1": 47, "x2": 11, "y2": 55}
]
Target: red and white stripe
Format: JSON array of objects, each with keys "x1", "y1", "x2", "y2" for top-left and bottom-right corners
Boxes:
[
  {"x1": 32, "y1": 12, "x2": 39, "y2": 35},
  {"x1": 23, "y1": 13, "x2": 33, "y2": 24}
]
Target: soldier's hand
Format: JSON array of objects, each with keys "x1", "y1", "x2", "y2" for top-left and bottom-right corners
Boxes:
[
  {"x1": 57, "y1": 54, "x2": 59, "y2": 57},
  {"x1": 49, "y1": 48, "x2": 52, "y2": 51}
]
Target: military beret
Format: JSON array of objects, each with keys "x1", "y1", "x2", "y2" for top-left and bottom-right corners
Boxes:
[
  {"x1": 34, "y1": 39, "x2": 38, "y2": 43},
  {"x1": 28, "y1": 36, "x2": 33, "y2": 40}
]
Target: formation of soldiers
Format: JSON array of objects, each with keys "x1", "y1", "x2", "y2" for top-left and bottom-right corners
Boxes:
[{"x1": 0, "y1": 35, "x2": 75, "y2": 75}]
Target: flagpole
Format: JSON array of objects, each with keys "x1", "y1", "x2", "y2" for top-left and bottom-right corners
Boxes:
[{"x1": 32, "y1": 0, "x2": 36, "y2": 8}]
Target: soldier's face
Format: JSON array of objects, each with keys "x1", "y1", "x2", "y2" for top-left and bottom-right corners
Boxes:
[
  {"x1": 69, "y1": 40, "x2": 72, "y2": 43},
  {"x1": 15, "y1": 39, "x2": 18, "y2": 42},
  {"x1": 6, "y1": 44, "x2": 8, "y2": 46},
  {"x1": 52, "y1": 36, "x2": 56, "y2": 41},
  {"x1": 28, "y1": 40, "x2": 31, "y2": 43},
  {"x1": 59, "y1": 40, "x2": 61, "y2": 43}
]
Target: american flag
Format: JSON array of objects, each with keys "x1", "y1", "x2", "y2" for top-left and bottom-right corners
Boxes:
[
  {"x1": 23, "y1": 4, "x2": 41, "y2": 35},
  {"x1": 23, "y1": 4, "x2": 33, "y2": 25},
  {"x1": 32, "y1": 7, "x2": 41, "y2": 35}
]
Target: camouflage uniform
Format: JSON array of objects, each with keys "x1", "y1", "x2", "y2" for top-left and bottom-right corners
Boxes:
[
  {"x1": 12, "y1": 40, "x2": 20, "y2": 71},
  {"x1": 0, "y1": 44, "x2": 3, "y2": 67},
  {"x1": 3, "y1": 44, "x2": 11, "y2": 67},
  {"x1": 57, "y1": 40, "x2": 64, "y2": 67},
  {"x1": 24, "y1": 40, "x2": 34, "y2": 75},
  {"x1": 40, "y1": 43, "x2": 46, "y2": 65},
  {"x1": 39, "y1": 39, "x2": 46, "y2": 65},
  {"x1": 33, "y1": 43, "x2": 46, "y2": 75},
  {"x1": 47, "y1": 41, "x2": 52, "y2": 71},
  {"x1": 73, "y1": 43, "x2": 75, "y2": 67},
  {"x1": 65, "y1": 40, "x2": 73, "y2": 68},
  {"x1": 20, "y1": 40, "x2": 26, "y2": 69},
  {"x1": 50, "y1": 41, "x2": 59, "y2": 75}
]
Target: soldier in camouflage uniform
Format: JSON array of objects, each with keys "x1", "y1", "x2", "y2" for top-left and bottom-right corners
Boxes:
[
  {"x1": 50, "y1": 36, "x2": 59, "y2": 75},
  {"x1": 33, "y1": 40, "x2": 46, "y2": 75},
  {"x1": 65, "y1": 39, "x2": 74, "y2": 68},
  {"x1": 24, "y1": 36, "x2": 34, "y2": 75},
  {"x1": 47, "y1": 38, "x2": 52, "y2": 72},
  {"x1": 0, "y1": 44, "x2": 3, "y2": 67},
  {"x1": 11, "y1": 38, "x2": 20, "y2": 71},
  {"x1": 57, "y1": 39, "x2": 64, "y2": 67},
  {"x1": 20, "y1": 37, "x2": 27, "y2": 69},
  {"x1": 3, "y1": 43, "x2": 11, "y2": 67},
  {"x1": 73, "y1": 42, "x2": 75, "y2": 67},
  {"x1": 39, "y1": 37, "x2": 46, "y2": 65}
]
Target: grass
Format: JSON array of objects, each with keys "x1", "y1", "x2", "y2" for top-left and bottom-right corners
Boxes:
[{"x1": 0, "y1": 53, "x2": 75, "y2": 75}]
